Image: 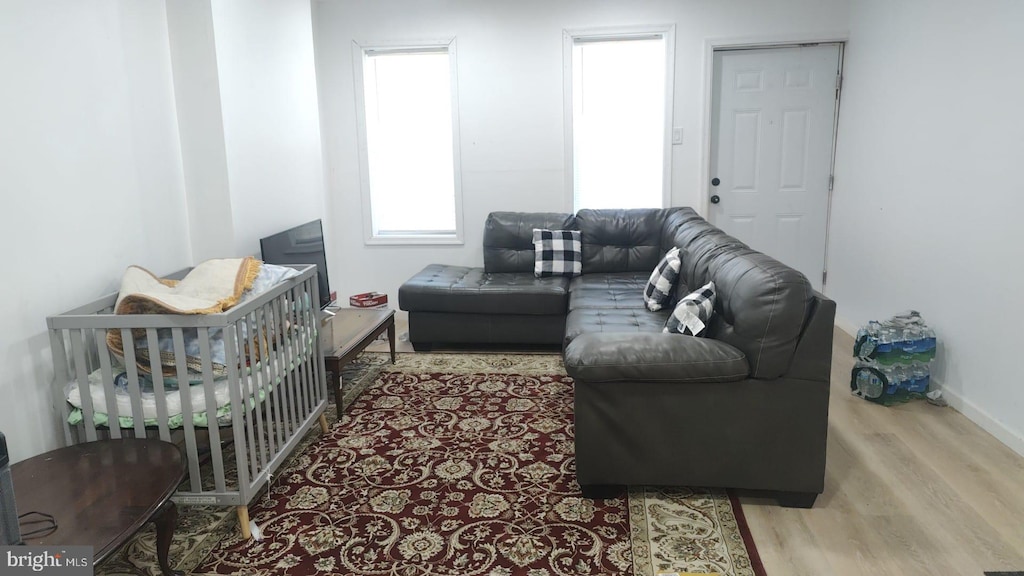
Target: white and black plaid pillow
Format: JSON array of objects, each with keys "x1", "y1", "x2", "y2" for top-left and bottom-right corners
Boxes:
[
  {"x1": 644, "y1": 247, "x2": 681, "y2": 311},
  {"x1": 664, "y1": 281, "x2": 716, "y2": 336},
  {"x1": 533, "y1": 229, "x2": 582, "y2": 277}
]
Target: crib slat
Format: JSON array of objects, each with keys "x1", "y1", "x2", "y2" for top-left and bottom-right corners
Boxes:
[
  {"x1": 240, "y1": 314, "x2": 265, "y2": 474},
  {"x1": 69, "y1": 329, "x2": 97, "y2": 443},
  {"x1": 49, "y1": 330, "x2": 74, "y2": 446},
  {"x1": 284, "y1": 293, "x2": 303, "y2": 428},
  {"x1": 197, "y1": 329, "x2": 227, "y2": 493},
  {"x1": 296, "y1": 284, "x2": 315, "y2": 416},
  {"x1": 224, "y1": 317, "x2": 250, "y2": 500},
  {"x1": 307, "y1": 276, "x2": 326, "y2": 407},
  {"x1": 250, "y1": 309, "x2": 272, "y2": 461},
  {"x1": 270, "y1": 296, "x2": 295, "y2": 437},
  {"x1": 248, "y1": 312, "x2": 270, "y2": 472},
  {"x1": 232, "y1": 318, "x2": 259, "y2": 484},
  {"x1": 287, "y1": 287, "x2": 308, "y2": 420},
  {"x1": 275, "y1": 295, "x2": 299, "y2": 434},
  {"x1": 146, "y1": 328, "x2": 171, "y2": 442},
  {"x1": 120, "y1": 329, "x2": 148, "y2": 439},
  {"x1": 95, "y1": 329, "x2": 121, "y2": 440},
  {"x1": 312, "y1": 284, "x2": 325, "y2": 406},
  {"x1": 254, "y1": 305, "x2": 280, "y2": 456},
  {"x1": 292, "y1": 287, "x2": 310, "y2": 421},
  {"x1": 263, "y1": 301, "x2": 287, "y2": 449},
  {"x1": 298, "y1": 283, "x2": 318, "y2": 414},
  {"x1": 173, "y1": 328, "x2": 202, "y2": 493},
  {"x1": 294, "y1": 288, "x2": 309, "y2": 417}
]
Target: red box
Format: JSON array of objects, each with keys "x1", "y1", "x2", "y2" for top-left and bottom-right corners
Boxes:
[{"x1": 349, "y1": 291, "x2": 388, "y2": 308}]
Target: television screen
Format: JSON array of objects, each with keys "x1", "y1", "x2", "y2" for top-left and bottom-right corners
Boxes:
[{"x1": 260, "y1": 219, "x2": 333, "y2": 309}]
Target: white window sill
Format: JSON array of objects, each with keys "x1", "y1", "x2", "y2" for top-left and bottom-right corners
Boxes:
[{"x1": 365, "y1": 235, "x2": 464, "y2": 246}]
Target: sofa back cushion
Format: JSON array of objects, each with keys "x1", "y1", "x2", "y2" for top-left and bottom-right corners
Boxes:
[
  {"x1": 666, "y1": 211, "x2": 813, "y2": 379},
  {"x1": 484, "y1": 212, "x2": 576, "y2": 273},
  {"x1": 576, "y1": 208, "x2": 681, "y2": 274}
]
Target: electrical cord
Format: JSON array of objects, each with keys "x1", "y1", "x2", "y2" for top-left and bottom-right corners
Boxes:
[{"x1": 18, "y1": 511, "x2": 57, "y2": 539}]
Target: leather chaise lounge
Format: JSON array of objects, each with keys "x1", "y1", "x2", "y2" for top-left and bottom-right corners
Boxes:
[{"x1": 399, "y1": 207, "x2": 835, "y2": 507}]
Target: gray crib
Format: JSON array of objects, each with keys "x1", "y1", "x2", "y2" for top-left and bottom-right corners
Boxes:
[{"x1": 46, "y1": 264, "x2": 328, "y2": 538}]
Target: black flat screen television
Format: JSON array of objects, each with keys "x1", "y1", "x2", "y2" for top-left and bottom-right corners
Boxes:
[{"x1": 260, "y1": 219, "x2": 333, "y2": 309}]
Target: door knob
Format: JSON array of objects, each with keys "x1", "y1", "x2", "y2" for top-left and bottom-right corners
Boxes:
[
  {"x1": 710, "y1": 195, "x2": 720, "y2": 204},
  {"x1": 711, "y1": 177, "x2": 721, "y2": 186}
]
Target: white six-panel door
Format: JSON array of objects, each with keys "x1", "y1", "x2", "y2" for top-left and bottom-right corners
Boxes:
[{"x1": 709, "y1": 45, "x2": 841, "y2": 291}]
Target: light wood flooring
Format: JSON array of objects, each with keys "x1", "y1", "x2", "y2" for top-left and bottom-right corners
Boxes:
[
  {"x1": 740, "y1": 327, "x2": 1024, "y2": 576},
  {"x1": 368, "y1": 316, "x2": 1024, "y2": 575}
]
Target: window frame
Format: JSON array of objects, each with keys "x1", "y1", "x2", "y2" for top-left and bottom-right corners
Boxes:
[
  {"x1": 562, "y1": 25, "x2": 676, "y2": 213},
  {"x1": 352, "y1": 38, "x2": 465, "y2": 245}
]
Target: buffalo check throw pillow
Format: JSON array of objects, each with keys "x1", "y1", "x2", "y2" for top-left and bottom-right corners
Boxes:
[
  {"x1": 664, "y1": 281, "x2": 716, "y2": 336},
  {"x1": 533, "y1": 229, "x2": 582, "y2": 277},
  {"x1": 644, "y1": 247, "x2": 681, "y2": 311}
]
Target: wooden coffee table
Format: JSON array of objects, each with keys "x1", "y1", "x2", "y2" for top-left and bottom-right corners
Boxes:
[
  {"x1": 323, "y1": 308, "x2": 396, "y2": 417},
  {"x1": 12, "y1": 438, "x2": 185, "y2": 576}
]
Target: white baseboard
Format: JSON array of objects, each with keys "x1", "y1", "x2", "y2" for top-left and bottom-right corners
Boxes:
[{"x1": 937, "y1": 380, "x2": 1024, "y2": 458}]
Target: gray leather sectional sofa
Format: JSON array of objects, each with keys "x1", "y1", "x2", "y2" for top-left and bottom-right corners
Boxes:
[{"x1": 399, "y1": 207, "x2": 835, "y2": 507}]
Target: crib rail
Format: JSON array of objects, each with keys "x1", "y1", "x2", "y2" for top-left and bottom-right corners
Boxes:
[{"x1": 46, "y1": 265, "x2": 328, "y2": 510}]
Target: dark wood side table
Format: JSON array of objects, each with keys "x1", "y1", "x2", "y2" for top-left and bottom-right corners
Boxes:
[
  {"x1": 12, "y1": 438, "x2": 186, "y2": 576},
  {"x1": 323, "y1": 308, "x2": 396, "y2": 417}
]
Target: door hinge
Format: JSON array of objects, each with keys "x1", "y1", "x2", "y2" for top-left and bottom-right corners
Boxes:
[
  {"x1": 822, "y1": 270, "x2": 828, "y2": 286},
  {"x1": 835, "y1": 74, "x2": 843, "y2": 98},
  {"x1": 828, "y1": 174, "x2": 834, "y2": 191}
]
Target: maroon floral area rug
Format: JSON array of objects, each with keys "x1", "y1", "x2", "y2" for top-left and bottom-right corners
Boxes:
[
  {"x1": 191, "y1": 354, "x2": 763, "y2": 576},
  {"x1": 196, "y1": 369, "x2": 631, "y2": 575},
  {"x1": 96, "y1": 353, "x2": 763, "y2": 576}
]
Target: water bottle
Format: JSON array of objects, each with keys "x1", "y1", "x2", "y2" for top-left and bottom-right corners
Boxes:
[
  {"x1": 881, "y1": 365, "x2": 899, "y2": 395},
  {"x1": 901, "y1": 327, "x2": 919, "y2": 354},
  {"x1": 911, "y1": 364, "x2": 930, "y2": 393},
  {"x1": 855, "y1": 366, "x2": 883, "y2": 399},
  {"x1": 921, "y1": 325, "x2": 937, "y2": 360},
  {"x1": 854, "y1": 327, "x2": 868, "y2": 357},
  {"x1": 877, "y1": 328, "x2": 893, "y2": 356},
  {"x1": 868, "y1": 321, "x2": 882, "y2": 335},
  {"x1": 922, "y1": 327, "x2": 937, "y2": 352}
]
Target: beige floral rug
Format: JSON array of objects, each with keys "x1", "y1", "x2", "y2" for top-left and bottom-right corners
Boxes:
[{"x1": 96, "y1": 353, "x2": 764, "y2": 576}]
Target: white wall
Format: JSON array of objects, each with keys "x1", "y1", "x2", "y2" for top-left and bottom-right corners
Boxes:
[
  {"x1": 166, "y1": 0, "x2": 235, "y2": 263},
  {"x1": 829, "y1": 0, "x2": 1024, "y2": 454},
  {"x1": 313, "y1": 0, "x2": 849, "y2": 309},
  {"x1": 212, "y1": 0, "x2": 327, "y2": 257},
  {"x1": 0, "y1": 1, "x2": 191, "y2": 462}
]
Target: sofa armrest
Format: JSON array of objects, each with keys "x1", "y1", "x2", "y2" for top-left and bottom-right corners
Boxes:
[
  {"x1": 563, "y1": 332, "x2": 749, "y2": 384},
  {"x1": 784, "y1": 292, "x2": 836, "y2": 384}
]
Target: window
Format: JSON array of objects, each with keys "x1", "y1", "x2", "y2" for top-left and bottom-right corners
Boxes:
[
  {"x1": 565, "y1": 27, "x2": 674, "y2": 211},
  {"x1": 354, "y1": 41, "x2": 463, "y2": 244}
]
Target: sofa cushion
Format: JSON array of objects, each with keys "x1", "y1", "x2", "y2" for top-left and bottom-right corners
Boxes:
[
  {"x1": 564, "y1": 307, "x2": 669, "y2": 346},
  {"x1": 533, "y1": 229, "x2": 582, "y2": 277},
  {"x1": 664, "y1": 281, "x2": 715, "y2": 336},
  {"x1": 484, "y1": 212, "x2": 576, "y2": 273},
  {"x1": 568, "y1": 272, "x2": 648, "y2": 311},
  {"x1": 398, "y1": 264, "x2": 570, "y2": 316},
  {"x1": 643, "y1": 247, "x2": 680, "y2": 312},
  {"x1": 564, "y1": 332, "x2": 748, "y2": 383},
  {"x1": 576, "y1": 208, "x2": 681, "y2": 273}
]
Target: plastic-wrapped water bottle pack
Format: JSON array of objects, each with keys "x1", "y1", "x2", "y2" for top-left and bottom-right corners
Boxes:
[{"x1": 851, "y1": 311, "x2": 936, "y2": 405}]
